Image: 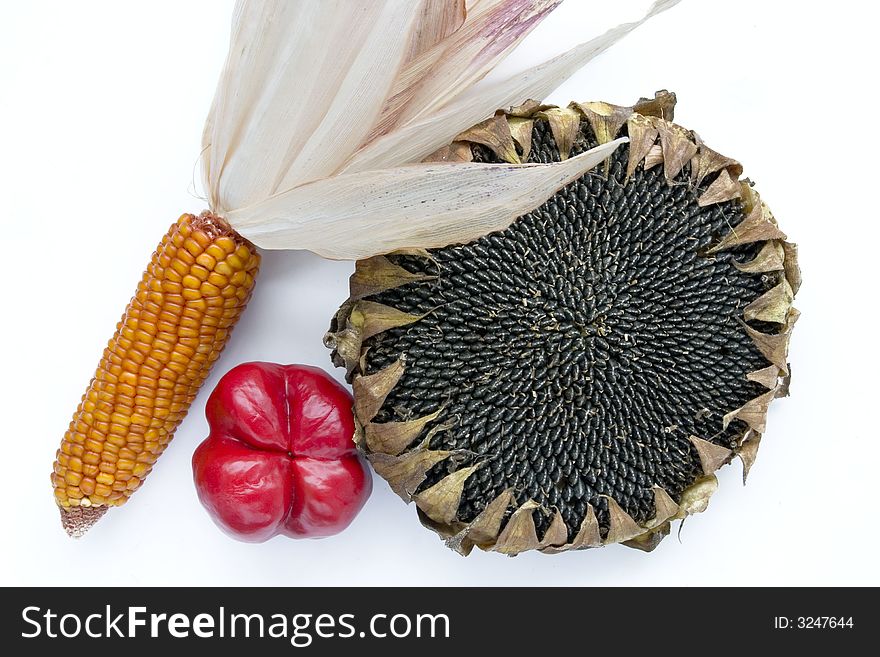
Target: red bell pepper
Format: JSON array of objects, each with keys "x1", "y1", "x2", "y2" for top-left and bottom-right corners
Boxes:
[{"x1": 192, "y1": 362, "x2": 371, "y2": 542}]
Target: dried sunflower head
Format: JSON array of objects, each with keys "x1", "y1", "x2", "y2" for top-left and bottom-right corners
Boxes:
[{"x1": 326, "y1": 91, "x2": 800, "y2": 555}]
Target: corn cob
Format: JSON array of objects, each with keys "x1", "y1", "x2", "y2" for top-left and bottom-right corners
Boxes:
[{"x1": 52, "y1": 212, "x2": 260, "y2": 536}]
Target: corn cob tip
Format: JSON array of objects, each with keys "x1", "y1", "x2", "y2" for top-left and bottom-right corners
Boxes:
[{"x1": 59, "y1": 505, "x2": 108, "y2": 538}]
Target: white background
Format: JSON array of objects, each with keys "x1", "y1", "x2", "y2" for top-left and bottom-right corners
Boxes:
[{"x1": 1, "y1": 0, "x2": 878, "y2": 586}]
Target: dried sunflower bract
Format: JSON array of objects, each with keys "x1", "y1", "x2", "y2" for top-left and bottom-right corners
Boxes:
[{"x1": 326, "y1": 91, "x2": 800, "y2": 555}]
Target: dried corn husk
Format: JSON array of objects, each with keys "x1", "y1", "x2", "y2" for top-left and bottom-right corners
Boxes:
[{"x1": 202, "y1": 0, "x2": 681, "y2": 259}]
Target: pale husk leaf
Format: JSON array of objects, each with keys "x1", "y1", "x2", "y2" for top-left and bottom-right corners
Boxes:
[
  {"x1": 203, "y1": 0, "x2": 422, "y2": 213},
  {"x1": 405, "y1": 0, "x2": 467, "y2": 62},
  {"x1": 205, "y1": 0, "x2": 679, "y2": 258},
  {"x1": 342, "y1": 0, "x2": 680, "y2": 174},
  {"x1": 374, "y1": 0, "x2": 562, "y2": 139},
  {"x1": 226, "y1": 140, "x2": 625, "y2": 258}
]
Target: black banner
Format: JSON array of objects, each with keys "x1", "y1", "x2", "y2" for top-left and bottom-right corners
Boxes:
[{"x1": 2, "y1": 587, "x2": 871, "y2": 654}]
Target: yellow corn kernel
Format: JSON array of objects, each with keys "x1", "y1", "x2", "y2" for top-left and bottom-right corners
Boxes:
[
  {"x1": 192, "y1": 230, "x2": 212, "y2": 248},
  {"x1": 117, "y1": 383, "x2": 137, "y2": 398},
  {"x1": 205, "y1": 244, "x2": 226, "y2": 260},
  {"x1": 170, "y1": 258, "x2": 189, "y2": 276},
  {"x1": 207, "y1": 272, "x2": 228, "y2": 287},
  {"x1": 190, "y1": 264, "x2": 210, "y2": 282},
  {"x1": 181, "y1": 274, "x2": 201, "y2": 289},
  {"x1": 200, "y1": 282, "x2": 221, "y2": 297},
  {"x1": 164, "y1": 267, "x2": 182, "y2": 283},
  {"x1": 94, "y1": 483, "x2": 113, "y2": 498},
  {"x1": 215, "y1": 236, "x2": 236, "y2": 253},
  {"x1": 117, "y1": 459, "x2": 136, "y2": 471},
  {"x1": 118, "y1": 448, "x2": 138, "y2": 461},
  {"x1": 52, "y1": 212, "x2": 259, "y2": 534},
  {"x1": 195, "y1": 252, "x2": 214, "y2": 269},
  {"x1": 183, "y1": 238, "x2": 203, "y2": 257},
  {"x1": 178, "y1": 248, "x2": 195, "y2": 265}
]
